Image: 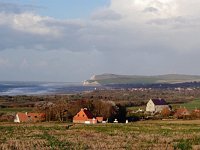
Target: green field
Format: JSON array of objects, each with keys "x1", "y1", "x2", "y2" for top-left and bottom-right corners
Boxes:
[
  {"x1": 1, "y1": 120, "x2": 200, "y2": 149},
  {"x1": 173, "y1": 99, "x2": 200, "y2": 110},
  {"x1": 127, "y1": 106, "x2": 145, "y2": 111}
]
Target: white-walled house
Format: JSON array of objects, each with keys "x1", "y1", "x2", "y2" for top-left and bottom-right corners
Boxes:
[{"x1": 146, "y1": 99, "x2": 169, "y2": 113}]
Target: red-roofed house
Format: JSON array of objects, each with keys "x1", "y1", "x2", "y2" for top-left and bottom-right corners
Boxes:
[
  {"x1": 73, "y1": 108, "x2": 103, "y2": 124},
  {"x1": 146, "y1": 98, "x2": 169, "y2": 113},
  {"x1": 14, "y1": 112, "x2": 45, "y2": 123}
]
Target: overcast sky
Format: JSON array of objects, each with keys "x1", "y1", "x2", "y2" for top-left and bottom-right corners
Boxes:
[{"x1": 0, "y1": 0, "x2": 200, "y2": 82}]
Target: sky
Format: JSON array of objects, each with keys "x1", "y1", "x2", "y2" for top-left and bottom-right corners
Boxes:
[{"x1": 0, "y1": 0, "x2": 200, "y2": 82}]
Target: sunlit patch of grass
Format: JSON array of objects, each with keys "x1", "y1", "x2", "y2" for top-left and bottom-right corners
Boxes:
[{"x1": 173, "y1": 99, "x2": 200, "y2": 110}]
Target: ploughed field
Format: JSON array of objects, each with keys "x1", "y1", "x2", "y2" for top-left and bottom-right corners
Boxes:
[{"x1": 1, "y1": 121, "x2": 200, "y2": 150}]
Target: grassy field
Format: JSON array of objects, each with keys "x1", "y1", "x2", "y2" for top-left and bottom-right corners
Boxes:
[
  {"x1": 1, "y1": 120, "x2": 200, "y2": 149},
  {"x1": 0, "y1": 107, "x2": 33, "y2": 113},
  {"x1": 127, "y1": 106, "x2": 145, "y2": 111},
  {"x1": 177, "y1": 99, "x2": 200, "y2": 110}
]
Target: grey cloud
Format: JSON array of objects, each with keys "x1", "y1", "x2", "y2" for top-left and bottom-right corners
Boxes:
[
  {"x1": 143, "y1": 7, "x2": 158, "y2": 13},
  {"x1": 0, "y1": 11, "x2": 196, "y2": 57},
  {"x1": 0, "y1": 1, "x2": 198, "y2": 55},
  {"x1": 148, "y1": 17, "x2": 187, "y2": 25},
  {"x1": 0, "y1": 18, "x2": 91, "y2": 52},
  {"x1": 0, "y1": 2, "x2": 42, "y2": 13},
  {"x1": 42, "y1": 19, "x2": 85, "y2": 31},
  {"x1": 0, "y1": 2, "x2": 199, "y2": 59},
  {"x1": 147, "y1": 16, "x2": 200, "y2": 31},
  {"x1": 91, "y1": 9, "x2": 121, "y2": 21}
]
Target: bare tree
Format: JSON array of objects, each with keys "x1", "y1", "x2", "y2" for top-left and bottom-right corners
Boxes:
[{"x1": 53, "y1": 99, "x2": 69, "y2": 122}]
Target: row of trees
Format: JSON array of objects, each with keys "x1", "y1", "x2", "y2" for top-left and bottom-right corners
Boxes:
[{"x1": 35, "y1": 99, "x2": 127, "y2": 122}]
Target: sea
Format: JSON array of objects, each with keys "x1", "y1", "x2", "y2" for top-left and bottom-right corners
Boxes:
[
  {"x1": 0, "y1": 81, "x2": 100, "y2": 96},
  {"x1": 1, "y1": 81, "x2": 196, "y2": 96}
]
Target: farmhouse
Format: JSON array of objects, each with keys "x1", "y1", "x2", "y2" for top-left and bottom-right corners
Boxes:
[
  {"x1": 73, "y1": 108, "x2": 103, "y2": 124},
  {"x1": 146, "y1": 98, "x2": 169, "y2": 113},
  {"x1": 14, "y1": 112, "x2": 45, "y2": 123}
]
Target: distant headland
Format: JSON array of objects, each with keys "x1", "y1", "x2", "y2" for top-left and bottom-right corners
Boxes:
[{"x1": 83, "y1": 74, "x2": 200, "y2": 86}]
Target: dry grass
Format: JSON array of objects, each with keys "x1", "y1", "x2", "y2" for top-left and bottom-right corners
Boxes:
[{"x1": 1, "y1": 120, "x2": 200, "y2": 149}]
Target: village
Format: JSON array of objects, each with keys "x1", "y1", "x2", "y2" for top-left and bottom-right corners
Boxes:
[{"x1": 11, "y1": 98, "x2": 199, "y2": 124}]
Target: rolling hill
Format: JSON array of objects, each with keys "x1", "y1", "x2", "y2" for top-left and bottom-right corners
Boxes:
[{"x1": 83, "y1": 74, "x2": 200, "y2": 85}]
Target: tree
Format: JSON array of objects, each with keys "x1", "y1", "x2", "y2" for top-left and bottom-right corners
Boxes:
[
  {"x1": 53, "y1": 99, "x2": 69, "y2": 122},
  {"x1": 161, "y1": 107, "x2": 171, "y2": 118},
  {"x1": 116, "y1": 104, "x2": 127, "y2": 122},
  {"x1": 34, "y1": 101, "x2": 54, "y2": 121},
  {"x1": 34, "y1": 99, "x2": 69, "y2": 122},
  {"x1": 92, "y1": 100, "x2": 118, "y2": 120}
]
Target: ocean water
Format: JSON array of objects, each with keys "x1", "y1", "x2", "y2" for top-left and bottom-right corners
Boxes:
[{"x1": 0, "y1": 81, "x2": 99, "y2": 96}]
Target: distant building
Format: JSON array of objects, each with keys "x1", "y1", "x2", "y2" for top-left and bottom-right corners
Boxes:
[
  {"x1": 146, "y1": 98, "x2": 169, "y2": 113},
  {"x1": 73, "y1": 108, "x2": 103, "y2": 124},
  {"x1": 96, "y1": 117, "x2": 104, "y2": 123},
  {"x1": 14, "y1": 112, "x2": 45, "y2": 123}
]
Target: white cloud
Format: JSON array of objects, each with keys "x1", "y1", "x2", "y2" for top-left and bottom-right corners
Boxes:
[
  {"x1": 2, "y1": 0, "x2": 200, "y2": 53},
  {"x1": 0, "y1": 12, "x2": 60, "y2": 36},
  {"x1": 109, "y1": 0, "x2": 178, "y2": 22}
]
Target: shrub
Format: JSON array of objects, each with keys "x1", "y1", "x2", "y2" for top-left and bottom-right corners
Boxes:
[{"x1": 161, "y1": 107, "x2": 171, "y2": 118}]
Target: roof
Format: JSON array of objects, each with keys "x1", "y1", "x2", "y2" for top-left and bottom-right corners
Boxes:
[
  {"x1": 17, "y1": 112, "x2": 45, "y2": 122},
  {"x1": 151, "y1": 99, "x2": 167, "y2": 105},
  {"x1": 82, "y1": 109, "x2": 94, "y2": 119}
]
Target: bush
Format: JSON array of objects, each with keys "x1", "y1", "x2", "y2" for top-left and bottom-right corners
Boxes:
[{"x1": 126, "y1": 113, "x2": 146, "y2": 121}]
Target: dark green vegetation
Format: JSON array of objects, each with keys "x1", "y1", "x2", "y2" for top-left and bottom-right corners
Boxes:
[
  {"x1": 85, "y1": 74, "x2": 200, "y2": 85},
  {"x1": 1, "y1": 121, "x2": 200, "y2": 149}
]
